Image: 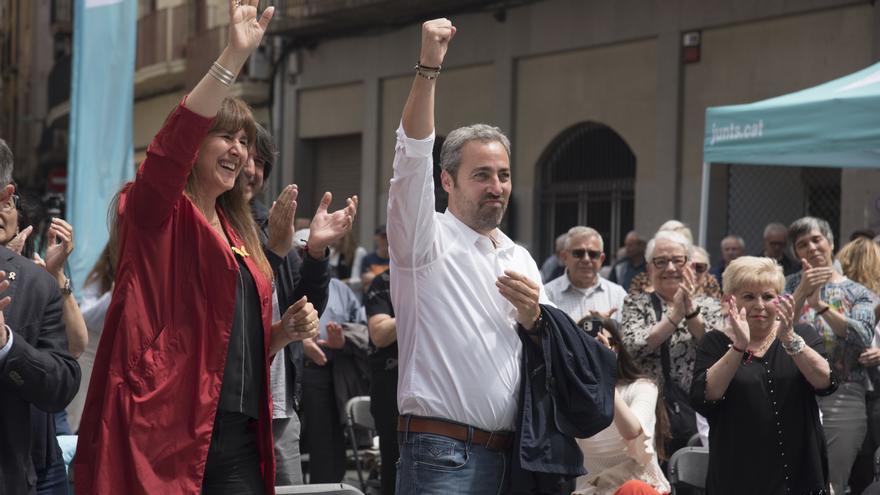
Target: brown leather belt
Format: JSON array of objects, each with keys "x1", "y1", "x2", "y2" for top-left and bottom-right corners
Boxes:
[{"x1": 397, "y1": 415, "x2": 514, "y2": 451}]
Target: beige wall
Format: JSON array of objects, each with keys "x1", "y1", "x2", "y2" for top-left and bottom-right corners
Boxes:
[
  {"x1": 378, "y1": 65, "x2": 496, "y2": 199},
  {"x1": 299, "y1": 83, "x2": 364, "y2": 139},
  {"x1": 133, "y1": 91, "x2": 186, "y2": 151},
  {"x1": 516, "y1": 39, "x2": 658, "y2": 244},
  {"x1": 681, "y1": 5, "x2": 874, "y2": 232}
]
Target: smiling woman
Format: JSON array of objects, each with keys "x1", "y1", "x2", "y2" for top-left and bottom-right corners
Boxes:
[
  {"x1": 691, "y1": 256, "x2": 834, "y2": 495},
  {"x1": 783, "y1": 216, "x2": 879, "y2": 495},
  {"x1": 73, "y1": 2, "x2": 323, "y2": 494}
]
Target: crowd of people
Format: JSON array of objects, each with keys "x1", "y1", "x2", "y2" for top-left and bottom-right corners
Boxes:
[{"x1": 3, "y1": 4, "x2": 880, "y2": 495}]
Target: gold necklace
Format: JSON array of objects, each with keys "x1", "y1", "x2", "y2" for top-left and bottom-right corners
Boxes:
[{"x1": 745, "y1": 328, "x2": 776, "y2": 363}]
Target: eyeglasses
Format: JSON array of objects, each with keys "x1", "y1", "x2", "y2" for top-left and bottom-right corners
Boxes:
[
  {"x1": 570, "y1": 248, "x2": 603, "y2": 260},
  {"x1": 1, "y1": 193, "x2": 19, "y2": 212},
  {"x1": 651, "y1": 256, "x2": 688, "y2": 269},
  {"x1": 692, "y1": 262, "x2": 708, "y2": 274}
]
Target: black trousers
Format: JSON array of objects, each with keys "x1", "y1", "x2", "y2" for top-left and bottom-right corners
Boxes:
[
  {"x1": 370, "y1": 368, "x2": 399, "y2": 495},
  {"x1": 301, "y1": 363, "x2": 346, "y2": 483},
  {"x1": 202, "y1": 410, "x2": 264, "y2": 495}
]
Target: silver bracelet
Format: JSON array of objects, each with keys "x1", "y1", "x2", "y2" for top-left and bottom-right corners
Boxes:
[
  {"x1": 781, "y1": 334, "x2": 806, "y2": 356},
  {"x1": 209, "y1": 61, "x2": 236, "y2": 87}
]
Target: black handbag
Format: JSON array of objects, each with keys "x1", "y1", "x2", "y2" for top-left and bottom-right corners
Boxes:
[{"x1": 650, "y1": 293, "x2": 698, "y2": 455}]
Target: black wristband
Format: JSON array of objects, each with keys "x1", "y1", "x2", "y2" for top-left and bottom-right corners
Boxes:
[
  {"x1": 816, "y1": 305, "x2": 831, "y2": 316},
  {"x1": 685, "y1": 307, "x2": 701, "y2": 320}
]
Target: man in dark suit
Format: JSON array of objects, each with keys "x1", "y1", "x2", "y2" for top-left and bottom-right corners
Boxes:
[{"x1": 0, "y1": 138, "x2": 81, "y2": 494}]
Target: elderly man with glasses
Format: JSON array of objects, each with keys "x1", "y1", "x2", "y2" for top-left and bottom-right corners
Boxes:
[{"x1": 544, "y1": 226, "x2": 627, "y2": 325}]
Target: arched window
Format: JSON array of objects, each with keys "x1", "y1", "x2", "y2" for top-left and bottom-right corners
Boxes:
[{"x1": 538, "y1": 122, "x2": 636, "y2": 262}]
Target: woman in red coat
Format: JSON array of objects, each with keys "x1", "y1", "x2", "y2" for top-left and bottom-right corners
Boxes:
[{"x1": 73, "y1": 2, "x2": 332, "y2": 493}]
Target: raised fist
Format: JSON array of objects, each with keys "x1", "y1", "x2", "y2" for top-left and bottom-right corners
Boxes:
[{"x1": 420, "y1": 18, "x2": 456, "y2": 68}]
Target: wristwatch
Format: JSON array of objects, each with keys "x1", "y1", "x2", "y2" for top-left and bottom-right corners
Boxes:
[{"x1": 60, "y1": 277, "x2": 73, "y2": 297}]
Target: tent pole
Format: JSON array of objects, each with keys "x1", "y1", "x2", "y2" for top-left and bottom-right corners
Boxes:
[{"x1": 698, "y1": 162, "x2": 710, "y2": 248}]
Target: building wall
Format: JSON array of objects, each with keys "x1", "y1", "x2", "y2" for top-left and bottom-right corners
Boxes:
[
  {"x1": 516, "y1": 39, "x2": 658, "y2": 250},
  {"x1": 681, "y1": 4, "x2": 874, "y2": 252},
  {"x1": 277, "y1": 0, "x2": 878, "y2": 250}
]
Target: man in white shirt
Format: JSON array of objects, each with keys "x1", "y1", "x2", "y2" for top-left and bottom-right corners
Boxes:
[
  {"x1": 387, "y1": 18, "x2": 550, "y2": 495},
  {"x1": 544, "y1": 226, "x2": 627, "y2": 324}
]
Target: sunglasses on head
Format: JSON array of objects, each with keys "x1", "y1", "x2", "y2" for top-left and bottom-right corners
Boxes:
[
  {"x1": 692, "y1": 262, "x2": 708, "y2": 274},
  {"x1": 570, "y1": 248, "x2": 602, "y2": 260}
]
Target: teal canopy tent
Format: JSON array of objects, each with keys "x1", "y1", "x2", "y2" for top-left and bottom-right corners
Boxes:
[{"x1": 698, "y1": 61, "x2": 880, "y2": 245}]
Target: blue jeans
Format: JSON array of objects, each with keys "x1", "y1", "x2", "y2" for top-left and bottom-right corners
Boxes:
[{"x1": 395, "y1": 430, "x2": 510, "y2": 495}]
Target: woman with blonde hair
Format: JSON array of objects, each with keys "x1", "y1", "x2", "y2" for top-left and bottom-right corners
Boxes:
[
  {"x1": 691, "y1": 256, "x2": 834, "y2": 494},
  {"x1": 838, "y1": 237, "x2": 880, "y2": 296},
  {"x1": 74, "y1": 2, "x2": 338, "y2": 493}
]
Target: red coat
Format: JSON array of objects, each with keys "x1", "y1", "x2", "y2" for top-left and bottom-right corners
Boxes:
[{"x1": 74, "y1": 103, "x2": 276, "y2": 494}]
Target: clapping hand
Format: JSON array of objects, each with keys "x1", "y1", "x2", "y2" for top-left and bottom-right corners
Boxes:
[
  {"x1": 670, "y1": 265, "x2": 696, "y2": 322},
  {"x1": 306, "y1": 192, "x2": 358, "y2": 259},
  {"x1": 794, "y1": 258, "x2": 832, "y2": 309},
  {"x1": 303, "y1": 338, "x2": 327, "y2": 366},
  {"x1": 279, "y1": 296, "x2": 319, "y2": 344},
  {"x1": 44, "y1": 218, "x2": 74, "y2": 279},
  {"x1": 317, "y1": 322, "x2": 345, "y2": 350},
  {"x1": 724, "y1": 294, "x2": 749, "y2": 348},
  {"x1": 6, "y1": 225, "x2": 32, "y2": 255},
  {"x1": 267, "y1": 185, "x2": 298, "y2": 257},
  {"x1": 774, "y1": 293, "x2": 796, "y2": 342}
]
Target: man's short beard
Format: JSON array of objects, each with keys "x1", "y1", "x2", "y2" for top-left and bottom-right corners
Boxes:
[{"x1": 472, "y1": 205, "x2": 505, "y2": 232}]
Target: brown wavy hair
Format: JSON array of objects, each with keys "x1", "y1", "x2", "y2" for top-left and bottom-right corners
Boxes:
[
  {"x1": 185, "y1": 97, "x2": 271, "y2": 281},
  {"x1": 84, "y1": 188, "x2": 124, "y2": 295},
  {"x1": 602, "y1": 321, "x2": 671, "y2": 460}
]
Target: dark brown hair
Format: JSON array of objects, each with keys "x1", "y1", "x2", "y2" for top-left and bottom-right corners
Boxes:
[
  {"x1": 186, "y1": 97, "x2": 270, "y2": 280},
  {"x1": 84, "y1": 187, "x2": 123, "y2": 294},
  {"x1": 603, "y1": 321, "x2": 671, "y2": 459}
]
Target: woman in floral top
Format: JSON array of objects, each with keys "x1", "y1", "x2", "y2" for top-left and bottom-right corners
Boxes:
[
  {"x1": 627, "y1": 246, "x2": 721, "y2": 300},
  {"x1": 621, "y1": 231, "x2": 723, "y2": 395},
  {"x1": 784, "y1": 216, "x2": 879, "y2": 495}
]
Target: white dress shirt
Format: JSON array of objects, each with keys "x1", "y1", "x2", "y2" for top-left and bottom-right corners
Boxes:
[
  {"x1": 387, "y1": 124, "x2": 549, "y2": 432},
  {"x1": 544, "y1": 273, "x2": 627, "y2": 323}
]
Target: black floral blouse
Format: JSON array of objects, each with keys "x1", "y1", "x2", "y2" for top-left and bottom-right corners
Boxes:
[{"x1": 620, "y1": 292, "x2": 722, "y2": 391}]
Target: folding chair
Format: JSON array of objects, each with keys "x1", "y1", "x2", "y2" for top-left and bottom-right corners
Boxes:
[
  {"x1": 344, "y1": 396, "x2": 380, "y2": 492},
  {"x1": 275, "y1": 483, "x2": 364, "y2": 495},
  {"x1": 864, "y1": 446, "x2": 880, "y2": 495},
  {"x1": 667, "y1": 446, "x2": 709, "y2": 495},
  {"x1": 686, "y1": 433, "x2": 702, "y2": 447}
]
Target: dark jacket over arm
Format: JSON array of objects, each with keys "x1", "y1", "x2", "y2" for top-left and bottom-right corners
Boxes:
[
  {"x1": 0, "y1": 245, "x2": 81, "y2": 493},
  {"x1": 511, "y1": 304, "x2": 617, "y2": 494}
]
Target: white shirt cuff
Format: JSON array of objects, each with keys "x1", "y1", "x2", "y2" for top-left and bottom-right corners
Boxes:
[
  {"x1": 0, "y1": 325, "x2": 13, "y2": 363},
  {"x1": 396, "y1": 122, "x2": 435, "y2": 158}
]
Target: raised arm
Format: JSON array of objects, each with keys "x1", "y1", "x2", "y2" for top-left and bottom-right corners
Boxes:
[
  {"x1": 185, "y1": 0, "x2": 273, "y2": 117},
  {"x1": 387, "y1": 19, "x2": 455, "y2": 269},
  {"x1": 401, "y1": 19, "x2": 455, "y2": 138},
  {"x1": 128, "y1": 0, "x2": 274, "y2": 227}
]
